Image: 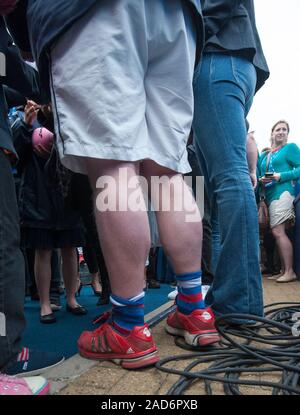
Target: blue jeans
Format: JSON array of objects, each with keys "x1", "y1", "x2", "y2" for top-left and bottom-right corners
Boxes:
[
  {"x1": 210, "y1": 212, "x2": 221, "y2": 275},
  {"x1": 0, "y1": 151, "x2": 25, "y2": 369},
  {"x1": 193, "y1": 53, "x2": 263, "y2": 322}
]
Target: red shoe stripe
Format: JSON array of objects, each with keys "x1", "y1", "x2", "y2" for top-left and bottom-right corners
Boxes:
[{"x1": 18, "y1": 347, "x2": 29, "y2": 362}]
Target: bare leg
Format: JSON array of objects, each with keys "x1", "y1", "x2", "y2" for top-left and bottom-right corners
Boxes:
[
  {"x1": 86, "y1": 159, "x2": 151, "y2": 299},
  {"x1": 91, "y1": 272, "x2": 102, "y2": 293},
  {"x1": 61, "y1": 247, "x2": 81, "y2": 308},
  {"x1": 34, "y1": 249, "x2": 52, "y2": 316},
  {"x1": 142, "y1": 160, "x2": 202, "y2": 274},
  {"x1": 272, "y1": 223, "x2": 296, "y2": 279}
]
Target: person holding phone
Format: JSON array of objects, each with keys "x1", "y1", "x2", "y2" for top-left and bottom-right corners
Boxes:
[{"x1": 259, "y1": 120, "x2": 300, "y2": 283}]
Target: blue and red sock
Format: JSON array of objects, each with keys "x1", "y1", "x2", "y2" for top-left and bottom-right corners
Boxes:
[
  {"x1": 176, "y1": 270, "x2": 205, "y2": 315},
  {"x1": 110, "y1": 292, "x2": 145, "y2": 334}
]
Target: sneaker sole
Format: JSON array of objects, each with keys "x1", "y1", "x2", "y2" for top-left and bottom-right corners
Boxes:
[
  {"x1": 14, "y1": 357, "x2": 65, "y2": 378},
  {"x1": 165, "y1": 324, "x2": 220, "y2": 347},
  {"x1": 78, "y1": 348, "x2": 159, "y2": 370}
]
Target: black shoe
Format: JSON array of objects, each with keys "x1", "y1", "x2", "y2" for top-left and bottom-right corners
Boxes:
[
  {"x1": 66, "y1": 304, "x2": 87, "y2": 315},
  {"x1": 147, "y1": 278, "x2": 161, "y2": 289},
  {"x1": 91, "y1": 282, "x2": 102, "y2": 297},
  {"x1": 4, "y1": 347, "x2": 65, "y2": 376},
  {"x1": 40, "y1": 313, "x2": 56, "y2": 324}
]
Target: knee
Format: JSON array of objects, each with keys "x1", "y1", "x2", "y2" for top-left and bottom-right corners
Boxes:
[
  {"x1": 271, "y1": 226, "x2": 282, "y2": 239},
  {"x1": 213, "y1": 170, "x2": 251, "y2": 194}
]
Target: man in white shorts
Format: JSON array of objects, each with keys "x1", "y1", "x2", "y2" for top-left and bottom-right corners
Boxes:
[{"x1": 8, "y1": 0, "x2": 220, "y2": 369}]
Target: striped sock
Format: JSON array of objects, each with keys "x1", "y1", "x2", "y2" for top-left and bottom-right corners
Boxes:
[
  {"x1": 176, "y1": 270, "x2": 205, "y2": 315},
  {"x1": 110, "y1": 292, "x2": 145, "y2": 333}
]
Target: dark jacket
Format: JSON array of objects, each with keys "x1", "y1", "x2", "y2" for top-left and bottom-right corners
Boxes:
[
  {"x1": 0, "y1": 17, "x2": 40, "y2": 154},
  {"x1": 4, "y1": 85, "x2": 27, "y2": 108},
  {"x1": 201, "y1": 0, "x2": 269, "y2": 91},
  {"x1": 12, "y1": 114, "x2": 82, "y2": 230},
  {"x1": 7, "y1": 0, "x2": 204, "y2": 101}
]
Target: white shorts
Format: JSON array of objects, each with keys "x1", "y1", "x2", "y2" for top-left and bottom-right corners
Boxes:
[
  {"x1": 50, "y1": 0, "x2": 196, "y2": 174},
  {"x1": 269, "y1": 191, "x2": 295, "y2": 228}
]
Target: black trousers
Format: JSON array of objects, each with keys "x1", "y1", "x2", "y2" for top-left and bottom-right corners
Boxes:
[{"x1": 0, "y1": 151, "x2": 25, "y2": 369}]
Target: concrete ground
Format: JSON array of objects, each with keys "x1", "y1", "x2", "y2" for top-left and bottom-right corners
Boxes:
[{"x1": 44, "y1": 277, "x2": 300, "y2": 395}]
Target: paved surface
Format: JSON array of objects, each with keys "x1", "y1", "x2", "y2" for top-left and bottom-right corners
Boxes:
[{"x1": 44, "y1": 277, "x2": 300, "y2": 395}]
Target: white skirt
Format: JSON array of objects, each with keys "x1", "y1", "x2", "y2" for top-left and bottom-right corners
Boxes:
[
  {"x1": 269, "y1": 191, "x2": 295, "y2": 228},
  {"x1": 50, "y1": 0, "x2": 196, "y2": 175}
]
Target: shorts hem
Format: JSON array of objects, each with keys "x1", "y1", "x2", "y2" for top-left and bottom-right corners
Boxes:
[{"x1": 57, "y1": 145, "x2": 191, "y2": 175}]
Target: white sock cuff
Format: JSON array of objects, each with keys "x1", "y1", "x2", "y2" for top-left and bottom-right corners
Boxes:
[
  {"x1": 110, "y1": 291, "x2": 145, "y2": 306},
  {"x1": 177, "y1": 277, "x2": 202, "y2": 289}
]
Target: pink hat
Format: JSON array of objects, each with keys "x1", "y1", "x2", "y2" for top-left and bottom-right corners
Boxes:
[{"x1": 32, "y1": 127, "x2": 54, "y2": 154}]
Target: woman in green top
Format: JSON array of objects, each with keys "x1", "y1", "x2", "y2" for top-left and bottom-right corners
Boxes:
[{"x1": 259, "y1": 120, "x2": 300, "y2": 283}]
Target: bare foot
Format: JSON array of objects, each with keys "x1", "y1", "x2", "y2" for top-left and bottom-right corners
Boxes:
[{"x1": 40, "y1": 304, "x2": 53, "y2": 317}]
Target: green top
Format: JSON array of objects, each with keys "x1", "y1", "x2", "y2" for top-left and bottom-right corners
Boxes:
[{"x1": 259, "y1": 143, "x2": 300, "y2": 204}]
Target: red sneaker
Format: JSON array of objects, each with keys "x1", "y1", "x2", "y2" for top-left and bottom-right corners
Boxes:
[
  {"x1": 165, "y1": 307, "x2": 220, "y2": 347},
  {"x1": 78, "y1": 322, "x2": 159, "y2": 369}
]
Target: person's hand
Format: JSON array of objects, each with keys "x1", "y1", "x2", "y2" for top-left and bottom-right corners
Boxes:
[
  {"x1": 249, "y1": 172, "x2": 257, "y2": 189},
  {"x1": 272, "y1": 173, "x2": 281, "y2": 181},
  {"x1": 0, "y1": 0, "x2": 18, "y2": 16},
  {"x1": 259, "y1": 173, "x2": 281, "y2": 184},
  {"x1": 24, "y1": 100, "x2": 40, "y2": 126}
]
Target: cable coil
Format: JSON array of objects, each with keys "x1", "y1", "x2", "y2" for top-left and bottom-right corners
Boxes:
[{"x1": 155, "y1": 302, "x2": 300, "y2": 395}]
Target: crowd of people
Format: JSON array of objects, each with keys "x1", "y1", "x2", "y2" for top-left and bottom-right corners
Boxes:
[{"x1": 0, "y1": 0, "x2": 299, "y2": 396}]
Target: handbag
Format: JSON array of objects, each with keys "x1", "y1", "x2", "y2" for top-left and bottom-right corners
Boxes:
[
  {"x1": 258, "y1": 199, "x2": 269, "y2": 230},
  {"x1": 258, "y1": 151, "x2": 272, "y2": 230}
]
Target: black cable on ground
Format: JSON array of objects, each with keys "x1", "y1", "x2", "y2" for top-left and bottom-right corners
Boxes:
[
  {"x1": 147, "y1": 304, "x2": 177, "y2": 328},
  {"x1": 155, "y1": 302, "x2": 300, "y2": 395}
]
